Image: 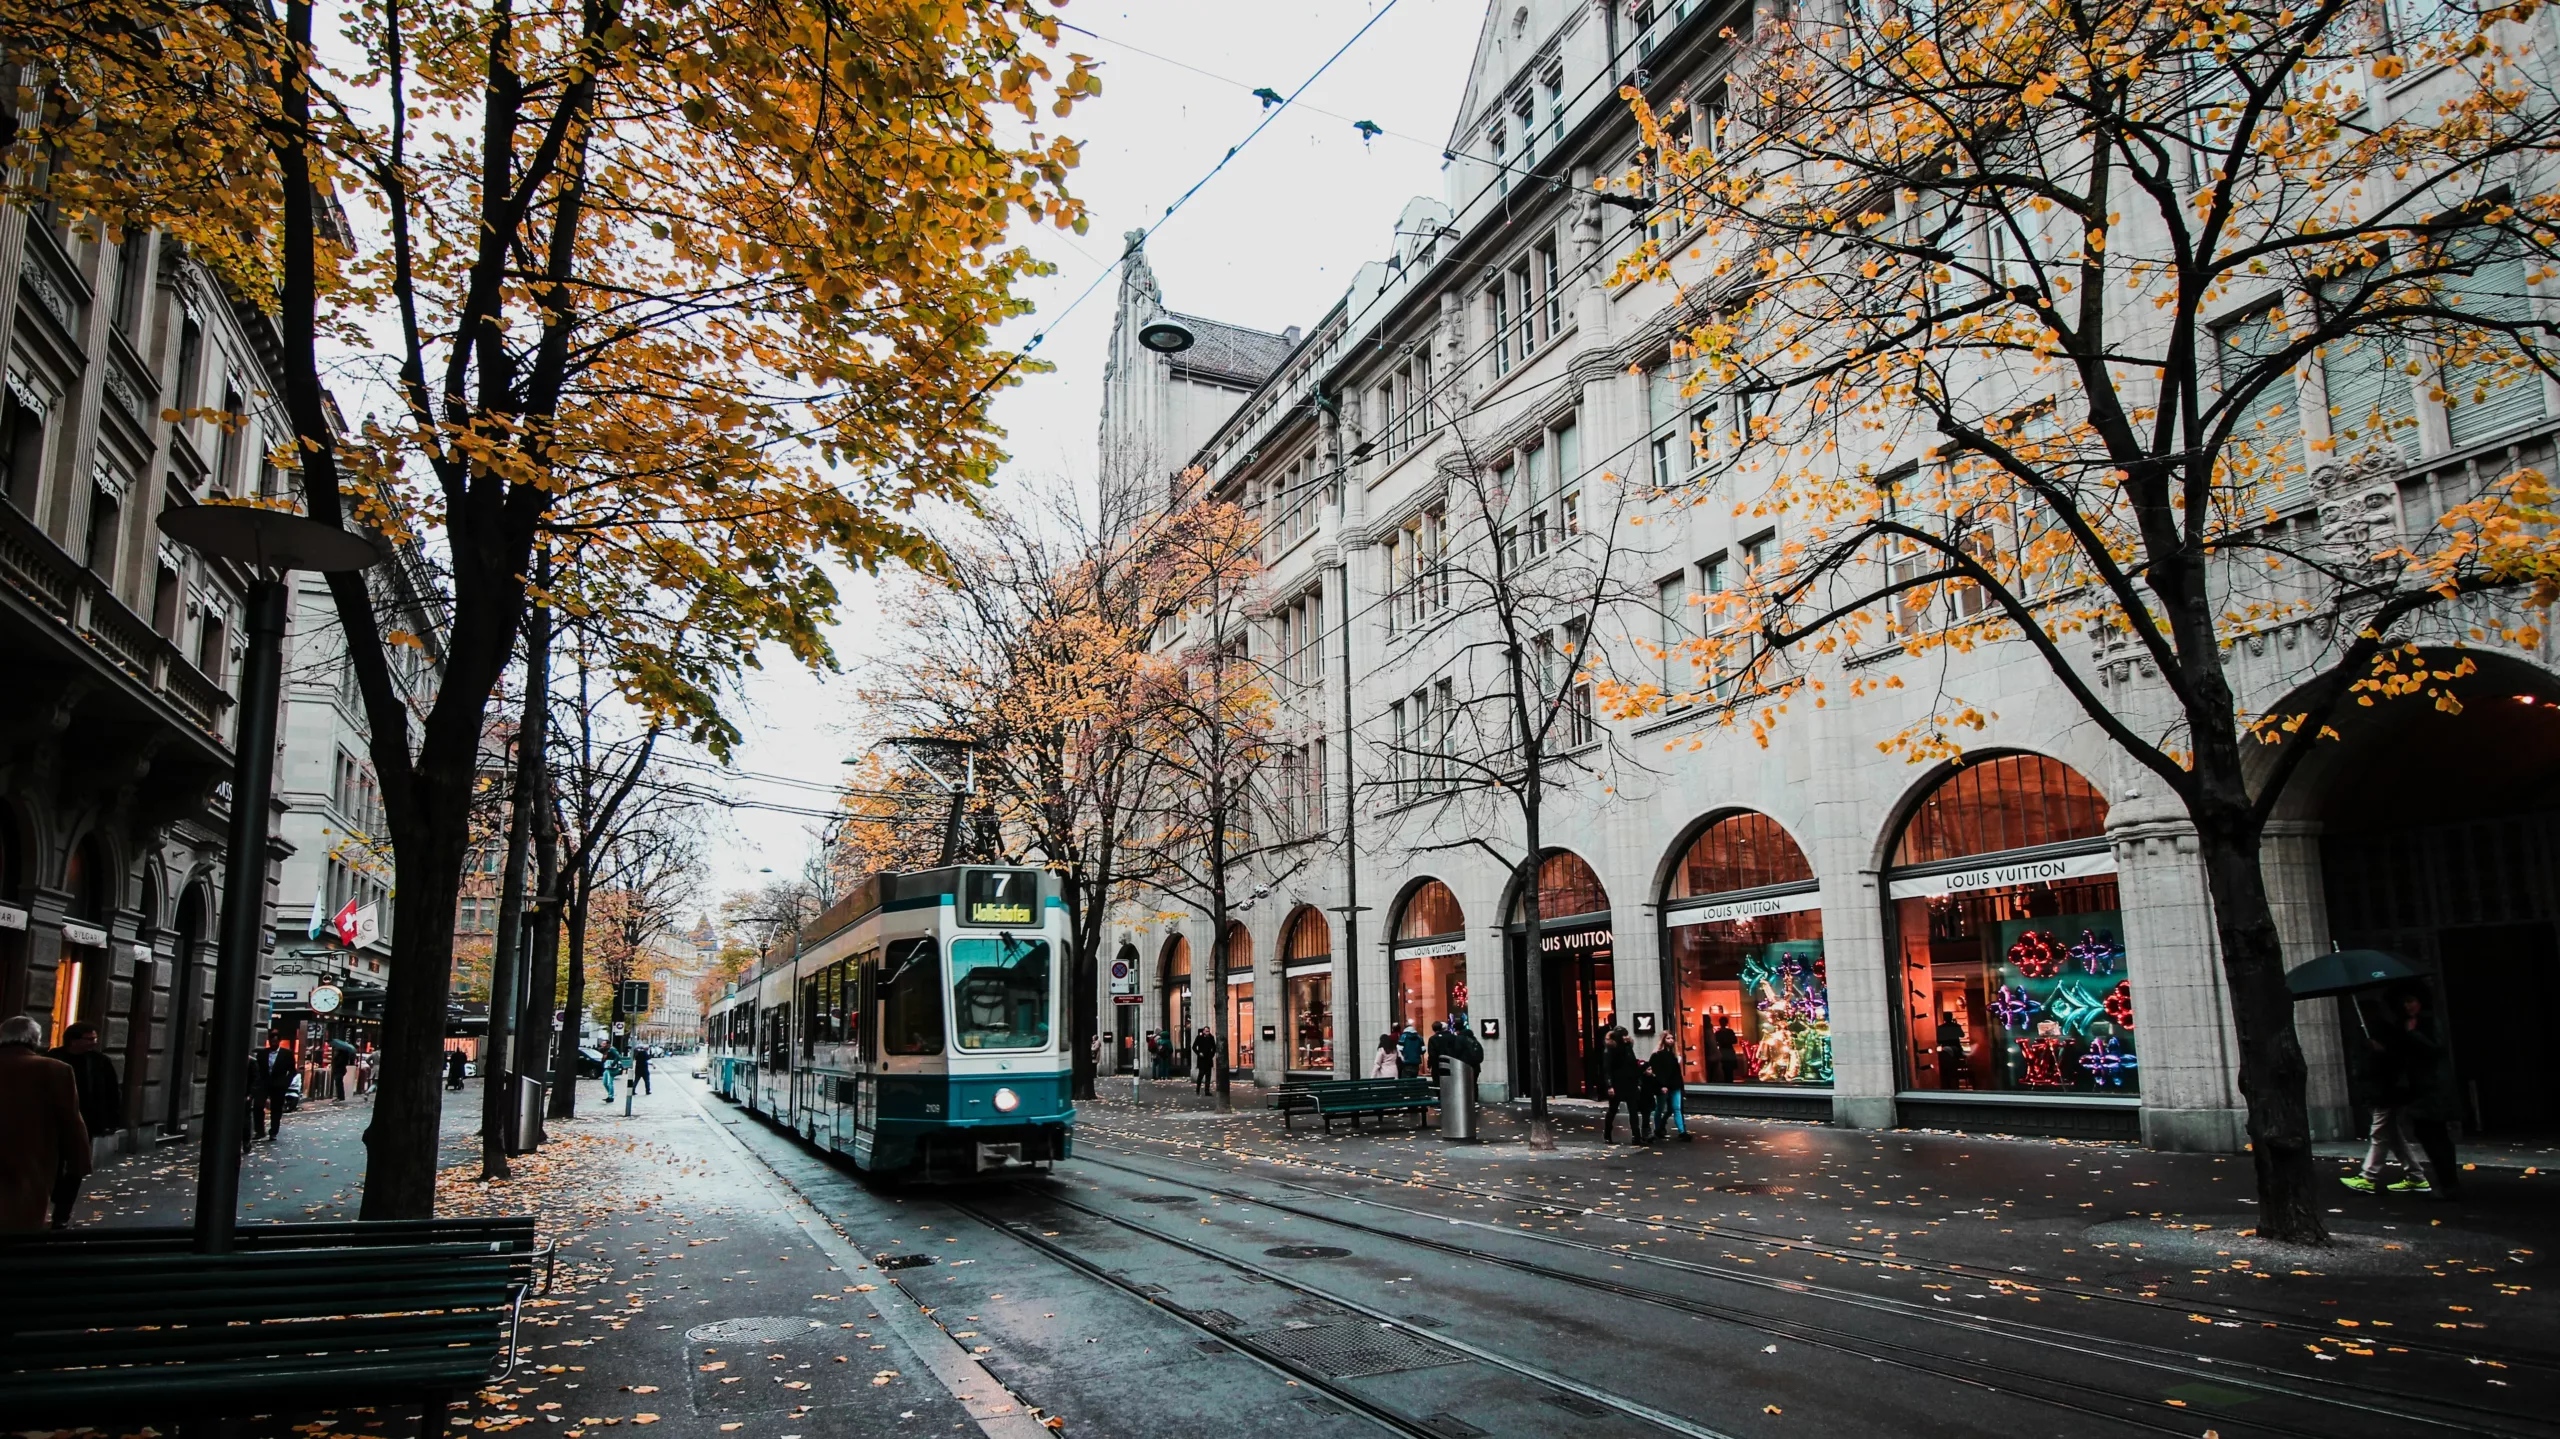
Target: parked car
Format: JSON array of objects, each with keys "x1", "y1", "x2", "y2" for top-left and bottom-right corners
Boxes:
[{"x1": 576, "y1": 1047, "x2": 605, "y2": 1079}]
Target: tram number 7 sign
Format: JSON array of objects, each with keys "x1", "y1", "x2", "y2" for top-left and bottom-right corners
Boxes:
[{"x1": 964, "y1": 868, "x2": 1038, "y2": 926}]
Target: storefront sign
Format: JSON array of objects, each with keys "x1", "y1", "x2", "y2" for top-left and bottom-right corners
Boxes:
[
  {"x1": 1394, "y1": 937, "x2": 1467, "y2": 960},
  {"x1": 1632, "y1": 1012, "x2": 1656, "y2": 1037},
  {"x1": 0, "y1": 904, "x2": 25, "y2": 931},
  {"x1": 1538, "y1": 926, "x2": 1612, "y2": 954},
  {"x1": 1112, "y1": 993, "x2": 1144, "y2": 1005},
  {"x1": 1667, "y1": 888, "x2": 1823, "y2": 929},
  {"x1": 1886, "y1": 849, "x2": 2117, "y2": 901},
  {"x1": 1261, "y1": 1024, "x2": 1277, "y2": 1043},
  {"x1": 1479, "y1": 1018, "x2": 1501, "y2": 1041},
  {"x1": 61, "y1": 921, "x2": 108, "y2": 948},
  {"x1": 310, "y1": 983, "x2": 345, "y2": 1015}
]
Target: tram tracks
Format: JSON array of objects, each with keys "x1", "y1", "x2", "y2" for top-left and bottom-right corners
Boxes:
[
  {"x1": 1064, "y1": 1138, "x2": 2554, "y2": 1439},
  {"x1": 1082, "y1": 1121, "x2": 2554, "y2": 1373}
]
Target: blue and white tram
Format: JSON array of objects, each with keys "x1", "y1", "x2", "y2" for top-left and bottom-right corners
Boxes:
[
  {"x1": 702, "y1": 987, "x2": 755, "y2": 1100},
  {"x1": 705, "y1": 864, "x2": 1072, "y2": 1177}
]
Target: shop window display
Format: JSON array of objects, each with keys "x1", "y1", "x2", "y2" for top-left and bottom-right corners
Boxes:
[
  {"x1": 1392, "y1": 879, "x2": 1468, "y2": 1036},
  {"x1": 1663, "y1": 812, "x2": 1829, "y2": 1086},
  {"x1": 1286, "y1": 971, "x2": 1333, "y2": 1071},
  {"x1": 1886, "y1": 755, "x2": 2135, "y2": 1096}
]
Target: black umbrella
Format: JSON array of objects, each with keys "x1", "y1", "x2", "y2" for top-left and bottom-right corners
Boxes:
[{"x1": 2284, "y1": 949, "x2": 2421, "y2": 999}]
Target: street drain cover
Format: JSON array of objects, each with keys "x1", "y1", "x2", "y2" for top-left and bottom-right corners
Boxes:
[
  {"x1": 1419, "y1": 1416, "x2": 1489, "y2": 1439},
  {"x1": 1132, "y1": 1195, "x2": 1197, "y2": 1206},
  {"x1": 876, "y1": 1254, "x2": 938, "y2": 1270},
  {"x1": 1542, "y1": 1392, "x2": 1609, "y2": 1417},
  {"x1": 1264, "y1": 1245, "x2": 1353, "y2": 1259},
  {"x1": 1241, "y1": 1322, "x2": 1464, "y2": 1378},
  {"x1": 684, "y1": 1317, "x2": 825, "y2": 1344}
]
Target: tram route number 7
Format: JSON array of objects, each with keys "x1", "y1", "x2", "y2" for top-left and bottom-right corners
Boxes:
[{"x1": 965, "y1": 868, "x2": 1037, "y2": 926}]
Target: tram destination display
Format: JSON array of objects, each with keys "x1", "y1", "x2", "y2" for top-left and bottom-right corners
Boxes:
[{"x1": 964, "y1": 867, "x2": 1040, "y2": 926}]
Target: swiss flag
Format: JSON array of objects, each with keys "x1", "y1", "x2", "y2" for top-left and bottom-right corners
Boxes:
[{"x1": 331, "y1": 899, "x2": 361, "y2": 947}]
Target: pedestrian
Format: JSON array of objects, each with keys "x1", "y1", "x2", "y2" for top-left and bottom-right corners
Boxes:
[
  {"x1": 2394, "y1": 989, "x2": 2461, "y2": 1197},
  {"x1": 328, "y1": 1037, "x2": 355, "y2": 1102},
  {"x1": 1148, "y1": 1032, "x2": 1167, "y2": 1079},
  {"x1": 602, "y1": 1045, "x2": 624, "y2": 1102},
  {"x1": 0, "y1": 1015, "x2": 90, "y2": 1232},
  {"x1": 633, "y1": 1046, "x2": 653, "y2": 1096},
  {"x1": 444, "y1": 1047, "x2": 467, "y2": 1091},
  {"x1": 1648, "y1": 1036, "x2": 1691, "y2": 1142},
  {"x1": 1710, "y1": 1015, "x2": 1740, "y2": 1084},
  {"x1": 2344, "y1": 986, "x2": 2443, "y2": 1195},
  {"x1": 1191, "y1": 1027, "x2": 1217, "y2": 1094},
  {"x1": 1396, "y1": 1024, "x2": 1423, "y2": 1080},
  {"x1": 1449, "y1": 1016, "x2": 1485, "y2": 1074},
  {"x1": 356, "y1": 1043, "x2": 377, "y2": 1095},
  {"x1": 48, "y1": 1021, "x2": 124, "y2": 1150},
  {"x1": 1935, "y1": 1012, "x2": 1969, "y2": 1089},
  {"x1": 1371, "y1": 1031, "x2": 1399, "y2": 1079},
  {"x1": 249, "y1": 1034, "x2": 296, "y2": 1143},
  {"x1": 1602, "y1": 1028, "x2": 1649, "y2": 1144},
  {"x1": 1425, "y1": 1021, "x2": 1452, "y2": 1081}
]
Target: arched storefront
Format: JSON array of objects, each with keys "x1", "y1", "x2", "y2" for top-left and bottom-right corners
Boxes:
[
  {"x1": 1158, "y1": 933, "x2": 1192, "y2": 1073},
  {"x1": 1884, "y1": 754, "x2": 2133, "y2": 1105},
  {"x1": 166, "y1": 881, "x2": 213, "y2": 1129},
  {"x1": 2310, "y1": 658, "x2": 2560, "y2": 1137},
  {"x1": 1390, "y1": 879, "x2": 1468, "y2": 1037},
  {"x1": 1224, "y1": 922, "x2": 1255, "y2": 1072},
  {"x1": 1111, "y1": 941, "x2": 1140, "y2": 1072},
  {"x1": 1506, "y1": 850, "x2": 1614, "y2": 1098},
  {"x1": 1661, "y1": 812, "x2": 1828, "y2": 1089},
  {"x1": 1280, "y1": 906, "x2": 1334, "y2": 1074}
]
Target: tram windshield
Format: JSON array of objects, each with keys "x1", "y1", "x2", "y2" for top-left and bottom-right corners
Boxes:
[
  {"x1": 950, "y1": 936, "x2": 1052, "y2": 1051},
  {"x1": 882, "y1": 938, "x2": 945, "y2": 1055}
]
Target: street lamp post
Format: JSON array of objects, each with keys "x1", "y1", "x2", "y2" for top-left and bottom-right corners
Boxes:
[{"x1": 161, "y1": 505, "x2": 382, "y2": 1254}]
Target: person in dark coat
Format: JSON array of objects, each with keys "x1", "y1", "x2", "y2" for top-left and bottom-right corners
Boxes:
[
  {"x1": 1191, "y1": 1027, "x2": 1217, "y2": 1094},
  {"x1": 1602, "y1": 1029, "x2": 1648, "y2": 1144},
  {"x1": 249, "y1": 1035, "x2": 296, "y2": 1143},
  {"x1": 633, "y1": 1046, "x2": 653, "y2": 1096},
  {"x1": 1710, "y1": 1016, "x2": 1741, "y2": 1084},
  {"x1": 49, "y1": 1021, "x2": 123, "y2": 1143},
  {"x1": 1647, "y1": 1037, "x2": 1690, "y2": 1142},
  {"x1": 2347, "y1": 987, "x2": 2453, "y2": 1196},
  {"x1": 1424, "y1": 1021, "x2": 1452, "y2": 1080},
  {"x1": 1, "y1": 1015, "x2": 90, "y2": 1231},
  {"x1": 328, "y1": 1038, "x2": 356, "y2": 1101},
  {"x1": 1396, "y1": 1025, "x2": 1423, "y2": 1079},
  {"x1": 443, "y1": 1047, "x2": 468, "y2": 1091}
]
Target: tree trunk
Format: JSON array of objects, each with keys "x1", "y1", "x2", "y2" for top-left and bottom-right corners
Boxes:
[
  {"x1": 548, "y1": 862, "x2": 593, "y2": 1120},
  {"x1": 518, "y1": 783, "x2": 560, "y2": 1148},
  {"x1": 360, "y1": 783, "x2": 474, "y2": 1219},
  {"x1": 2192, "y1": 805, "x2": 2330, "y2": 1244},
  {"x1": 1065, "y1": 865, "x2": 1097, "y2": 1101},
  {"x1": 1210, "y1": 876, "x2": 1231, "y2": 1113}
]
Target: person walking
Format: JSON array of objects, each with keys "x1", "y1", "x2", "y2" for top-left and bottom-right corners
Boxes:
[
  {"x1": 1424, "y1": 1021, "x2": 1452, "y2": 1081},
  {"x1": 1371, "y1": 1031, "x2": 1399, "y2": 1079},
  {"x1": 249, "y1": 1035, "x2": 295, "y2": 1144},
  {"x1": 356, "y1": 1043, "x2": 377, "y2": 1096},
  {"x1": 1710, "y1": 1016, "x2": 1740, "y2": 1084},
  {"x1": 328, "y1": 1038, "x2": 355, "y2": 1102},
  {"x1": 0, "y1": 1016, "x2": 90, "y2": 1232},
  {"x1": 1648, "y1": 1036, "x2": 1691, "y2": 1142},
  {"x1": 1602, "y1": 1029, "x2": 1649, "y2": 1144},
  {"x1": 1935, "y1": 1013, "x2": 1969, "y2": 1089},
  {"x1": 2345, "y1": 987, "x2": 2443, "y2": 1195},
  {"x1": 443, "y1": 1047, "x2": 467, "y2": 1091},
  {"x1": 633, "y1": 1046, "x2": 654, "y2": 1097},
  {"x1": 1396, "y1": 1024, "x2": 1423, "y2": 1080},
  {"x1": 49, "y1": 1021, "x2": 124, "y2": 1153},
  {"x1": 2396, "y1": 990, "x2": 2462, "y2": 1197},
  {"x1": 1190, "y1": 1028, "x2": 1217, "y2": 1094},
  {"x1": 602, "y1": 1045, "x2": 625, "y2": 1103}
]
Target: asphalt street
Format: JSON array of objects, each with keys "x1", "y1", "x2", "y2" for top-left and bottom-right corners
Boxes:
[{"x1": 48, "y1": 1072, "x2": 2560, "y2": 1439}]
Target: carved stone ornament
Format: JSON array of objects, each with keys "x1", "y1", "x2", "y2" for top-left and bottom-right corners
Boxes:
[{"x1": 2313, "y1": 447, "x2": 2402, "y2": 571}]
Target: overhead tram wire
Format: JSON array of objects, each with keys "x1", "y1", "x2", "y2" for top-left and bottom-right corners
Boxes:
[{"x1": 944, "y1": 0, "x2": 1414, "y2": 426}]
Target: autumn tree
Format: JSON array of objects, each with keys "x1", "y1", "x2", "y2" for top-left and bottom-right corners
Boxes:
[
  {"x1": 1125, "y1": 490, "x2": 1295, "y2": 1110},
  {"x1": 1612, "y1": 0, "x2": 2559, "y2": 1241},
  {"x1": 860, "y1": 483, "x2": 1251, "y2": 1098},
  {"x1": 1364, "y1": 414, "x2": 1661, "y2": 1145},
  {"x1": 3, "y1": 0, "x2": 1096, "y2": 1214}
]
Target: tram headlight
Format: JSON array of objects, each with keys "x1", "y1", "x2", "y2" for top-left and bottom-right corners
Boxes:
[{"x1": 993, "y1": 1086, "x2": 1021, "y2": 1113}]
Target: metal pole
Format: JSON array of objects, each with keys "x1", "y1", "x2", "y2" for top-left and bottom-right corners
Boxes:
[
  {"x1": 194, "y1": 577, "x2": 289, "y2": 1254},
  {"x1": 1336, "y1": 559, "x2": 1360, "y2": 1077}
]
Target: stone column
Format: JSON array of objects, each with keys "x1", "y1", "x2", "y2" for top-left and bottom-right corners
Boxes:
[
  {"x1": 2111, "y1": 816, "x2": 2246, "y2": 1152},
  {"x1": 1811, "y1": 703, "x2": 1896, "y2": 1131},
  {"x1": 2261, "y1": 820, "x2": 2349, "y2": 1139}
]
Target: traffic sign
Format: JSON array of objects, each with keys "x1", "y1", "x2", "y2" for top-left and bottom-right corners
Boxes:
[{"x1": 619, "y1": 979, "x2": 653, "y2": 1014}]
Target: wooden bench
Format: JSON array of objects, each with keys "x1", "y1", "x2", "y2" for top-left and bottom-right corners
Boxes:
[
  {"x1": 0, "y1": 1215, "x2": 556, "y2": 1294},
  {"x1": 0, "y1": 1231, "x2": 539, "y2": 1436},
  {"x1": 1271, "y1": 1077, "x2": 1439, "y2": 1132}
]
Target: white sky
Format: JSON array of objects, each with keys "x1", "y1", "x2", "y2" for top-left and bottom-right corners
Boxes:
[{"x1": 696, "y1": 0, "x2": 1486, "y2": 904}]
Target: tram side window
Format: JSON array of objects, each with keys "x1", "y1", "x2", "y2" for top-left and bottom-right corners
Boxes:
[
  {"x1": 881, "y1": 938, "x2": 945, "y2": 1055},
  {"x1": 950, "y1": 937, "x2": 1052, "y2": 1051},
  {"x1": 854, "y1": 949, "x2": 877, "y2": 1060},
  {"x1": 802, "y1": 977, "x2": 820, "y2": 1059}
]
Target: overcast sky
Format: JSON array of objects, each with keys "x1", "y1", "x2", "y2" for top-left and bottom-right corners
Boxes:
[{"x1": 694, "y1": 0, "x2": 1486, "y2": 907}]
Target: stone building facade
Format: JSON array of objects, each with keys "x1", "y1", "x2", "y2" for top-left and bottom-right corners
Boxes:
[
  {"x1": 0, "y1": 206, "x2": 290, "y2": 1150},
  {"x1": 1105, "y1": 0, "x2": 2560, "y2": 1150}
]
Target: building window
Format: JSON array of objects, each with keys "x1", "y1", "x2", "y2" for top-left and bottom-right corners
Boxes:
[
  {"x1": 1391, "y1": 879, "x2": 1468, "y2": 1039},
  {"x1": 216, "y1": 386, "x2": 245, "y2": 495},
  {"x1": 1886, "y1": 754, "x2": 2131, "y2": 1096},
  {"x1": 1511, "y1": 258, "x2": 1538, "y2": 358},
  {"x1": 84, "y1": 482, "x2": 120, "y2": 575},
  {"x1": 1664, "y1": 811, "x2": 1828, "y2": 1086},
  {"x1": 1514, "y1": 92, "x2": 1536, "y2": 170},
  {"x1": 2, "y1": 388, "x2": 47, "y2": 511},
  {"x1": 2214, "y1": 302, "x2": 2305, "y2": 493},
  {"x1": 1539, "y1": 241, "x2": 1562, "y2": 337},
  {"x1": 1489, "y1": 284, "x2": 1512, "y2": 376},
  {"x1": 1488, "y1": 119, "x2": 1508, "y2": 196}
]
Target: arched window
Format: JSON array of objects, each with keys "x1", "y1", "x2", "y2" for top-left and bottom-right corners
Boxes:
[
  {"x1": 1157, "y1": 933, "x2": 1193, "y2": 1064},
  {"x1": 1885, "y1": 754, "x2": 2131, "y2": 1099},
  {"x1": 1394, "y1": 880, "x2": 1464, "y2": 942},
  {"x1": 1279, "y1": 906, "x2": 1333, "y2": 1073},
  {"x1": 1511, "y1": 850, "x2": 1609, "y2": 922},
  {"x1": 1890, "y1": 754, "x2": 2107, "y2": 869},
  {"x1": 53, "y1": 837, "x2": 113, "y2": 1044},
  {"x1": 1662, "y1": 812, "x2": 1827, "y2": 1087},
  {"x1": 1223, "y1": 922, "x2": 1254, "y2": 974},
  {"x1": 1391, "y1": 880, "x2": 1468, "y2": 1038},
  {"x1": 1224, "y1": 922, "x2": 1255, "y2": 1071}
]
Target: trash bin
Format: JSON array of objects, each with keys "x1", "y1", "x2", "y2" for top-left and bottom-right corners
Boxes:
[
  {"x1": 513, "y1": 1076, "x2": 547, "y2": 1153},
  {"x1": 1439, "y1": 1060, "x2": 1479, "y2": 1142}
]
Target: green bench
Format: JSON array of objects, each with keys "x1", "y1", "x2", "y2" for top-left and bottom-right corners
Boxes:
[
  {"x1": 1270, "y1": 1077, "x2": 1439, "y2": 1132},
  {"x1": 1, "y1": 1223, "x2": 544, "y2": 1436},
  {"x1": 0, "y1": 1215, "x2": 555, "y2": 1291}
]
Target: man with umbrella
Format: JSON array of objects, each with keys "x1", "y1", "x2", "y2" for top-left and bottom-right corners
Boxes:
[{"x1": 2286, "y1": 950, "x2": 2458, "y2": 1199}]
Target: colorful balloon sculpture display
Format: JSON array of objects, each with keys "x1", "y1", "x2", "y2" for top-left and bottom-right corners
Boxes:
[
  {"x1": 1738, "y1": 946, "x2": 1832, "y2": 1084},
  {"x1": 1992, "y1": 918, "x2": 2136, "y2": 1093}
]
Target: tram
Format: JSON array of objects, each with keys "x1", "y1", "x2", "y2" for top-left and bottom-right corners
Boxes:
[{"x1": 700, "y1": 864, "x2": 1073, "y2": 1177}]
